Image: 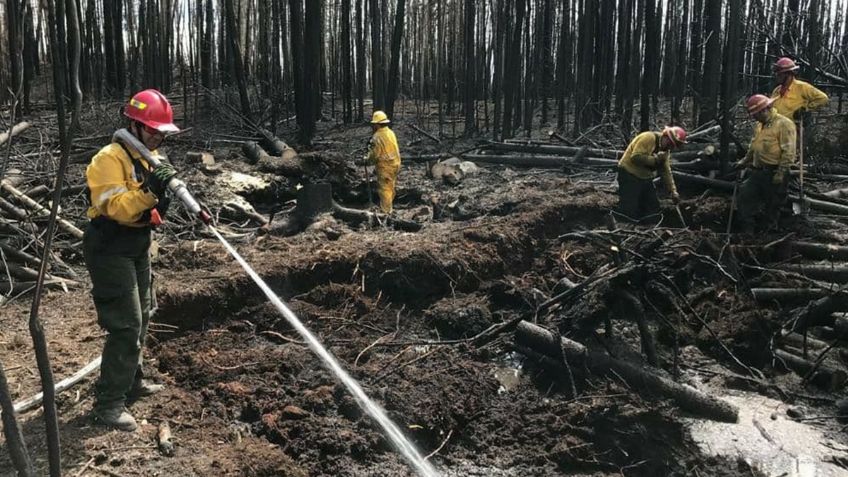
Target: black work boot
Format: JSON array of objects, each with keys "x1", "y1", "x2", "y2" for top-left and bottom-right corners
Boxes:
[
  {"x1": 129, "y1": 379, "x2": 164, "y2": 398},
  {"x1": 93, "y1": 406, "x2": 138, "y2": 432}
]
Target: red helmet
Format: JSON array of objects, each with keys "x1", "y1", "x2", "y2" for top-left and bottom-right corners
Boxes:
[
  {"x1": 124, "y1": 89, "x2": 179, "y2": 133},
  {"x1": 746, "y1": 94, "x2": 775, "y2": 115},
  {"x1": 662, "y1": 126, "x2": 687, "y2": 146},
  {"x1": 773, "y1": 57, "x2": 799, "y2": 74}
]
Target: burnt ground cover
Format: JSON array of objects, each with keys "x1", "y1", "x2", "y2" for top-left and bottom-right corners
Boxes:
[{"x1": 1, "y1": 107, "x2": 847, "y2": 476}]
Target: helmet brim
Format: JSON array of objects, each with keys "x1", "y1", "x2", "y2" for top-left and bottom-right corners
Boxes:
[
  {"x1": 748, "y1": 98, "x2": 776, "y2": 115},
  {"x1": 370, "y1": 120, "x2": 391, "y2": 124}
]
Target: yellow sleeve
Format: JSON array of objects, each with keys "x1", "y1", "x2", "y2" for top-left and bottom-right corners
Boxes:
[
  {"x1": 87, "y1": 149, "x2": 157, "y2": 224},
  {"x1": 777, "y1": 119, "x2": 797, "y2": 170},
  {"x1": 802, "y1": 82, "x2": 829, "y2": 110},
  {"x1": 661, "y1": 155, "x2": 676, "y2": 194}
]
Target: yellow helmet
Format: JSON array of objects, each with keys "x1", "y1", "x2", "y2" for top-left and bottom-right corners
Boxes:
[{"x1": 370, "y1": 110, "x2": 390, "y2": 124}]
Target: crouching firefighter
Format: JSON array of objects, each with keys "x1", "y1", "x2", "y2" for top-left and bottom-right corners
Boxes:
[
  {"x1": 616, "y1": 126, "x2": 687, "y2": 222},
  {"x1": 734, "y1": 94, "x2": 797, "y2": 234},
  {"x1": 84, "y1": 89, "x2": 179, "y2": 431}
]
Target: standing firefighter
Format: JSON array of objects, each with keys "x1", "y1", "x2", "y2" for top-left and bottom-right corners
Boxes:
[
  {"x1": 734, "y1": 94, "x2": 797, "y2": 233},
  {"x1": 358, "y1": 111, "x2": 401, "y2": 214},
  {"x1": 85, "y1": 89, "x2": 179, "y2": 431},
  {"x1": 770, "y1": 57, "x2": 829, "y2": 120},
  {"x1": 616, "y1": 127, "x2": 687, "y2": 221}
]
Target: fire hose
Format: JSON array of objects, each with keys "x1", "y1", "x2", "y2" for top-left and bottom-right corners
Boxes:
[{"x1": 112, "y1": 128, "x2": 212, "y2": 225}]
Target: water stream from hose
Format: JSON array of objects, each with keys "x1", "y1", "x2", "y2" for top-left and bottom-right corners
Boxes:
[{"x1": 209, "y1": 226, "x2": 439, "y2": 477}]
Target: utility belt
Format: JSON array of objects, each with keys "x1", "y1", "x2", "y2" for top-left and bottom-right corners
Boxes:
[
  {"x1": 89, "y1": 216, "x2": 151, "y2": 235},
  {"x1": 751, "y1": 161, "x2": 779, "y2": 171}
]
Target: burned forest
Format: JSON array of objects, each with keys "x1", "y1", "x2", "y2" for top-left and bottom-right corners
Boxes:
[{"x1": 0, "y1": 0, "x2": 848, "y2": 475}]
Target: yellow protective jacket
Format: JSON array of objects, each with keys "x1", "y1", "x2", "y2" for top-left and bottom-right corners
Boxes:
[
  {"x1": 367, "y1": 126, "x2": 401, "y2": 167},
  {"x1": 86, "y1": 143, "x2": 158, "y2": 227},
  {"x1": 618, "y1": 131, "x2": 677, "y2": 195},
  {"x1": 741, "y1": 109, "x2": 797, "y2": 172},
  {"x1": 770, "y1": 78, "x2": 828, "y2": 119}
]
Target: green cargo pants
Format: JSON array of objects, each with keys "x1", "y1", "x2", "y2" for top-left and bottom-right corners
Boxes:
[
  {"x1": 736, "y1": 167, "x2": 788, "y2": 233},
  {"x1": 616, "y1": 168, "x2": 661, "y2": 222},
  {"x1": 83, "y1": 220, "x2": 152, "y2": 411}
]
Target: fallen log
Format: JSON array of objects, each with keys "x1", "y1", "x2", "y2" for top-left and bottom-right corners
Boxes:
[
  {"x1": 773, "y1": 349, "x2": 847, "y2": 390},
  {"x1": 823, "y1": 186, "x2": 848, "y2": 199},
  {"x1": 790, "y1": 292, "x2": 848, "y2": 333},
  {"x1": 779, "y1": 332, "x2": 831, "y2": 352},
  {"x1": 670, "y1": 171, "x2": 734, "y2": 191},
  {"x1": 0, "y1": 243, "x2": 42, "y2": 268},
  {"x1": 484, "y1": 140, "x2": 735, "y2": 162},
  {"x1": 0, "y1": 219, "x2": 36, "y2": 235},
  {"x1": 11, "y1": 356, "x2": 101, "y2": 414},
  {"x1": 4, "y1": 263, "x2": 77, "y2": 287},
  {"x1": 790, "y1": 196, "x2": 848, "y2": 216},
  {"x1": 485, "y1": 141, "x2": 621, "y2": 158},
  {"x1": 0, "y1": 197, "x2": 29, "y2": 220},
  {"x1": 241, "y1": 141, "x2": 305, "y2": 176},
  {"x1": 463, "y1": 153, "x2": 617, "y2": 168},
  {"x1": 782, "y1": 241, "x2": 848, "y2": 261},
  {"x1": 258, "y1": 128, "x2": 299, "y2": 160},
  {"x1": 751, "y1": 287, "x2": 837, "y2": 305},
  {"x1": 0, "y1": 122, "x2": 31, "y2": 146},
  {"x1": 0, "y1": 280, "x2": 69, "y2": 295},
  {"x1": 776, "y1": 263, "x2": 848, "y2": 283},
  {"x1": 0, "y1": 180, "x2": 84, "y2": 239},
  {"x1": 514, "y1": 321, "x2": 739, "y2": 422},
  {"x1": 23, "y1": 185, "x2": 50, "y2": 199},
  {"x1": 332, "y1": 202, "x2": 422, "y2": 232}
]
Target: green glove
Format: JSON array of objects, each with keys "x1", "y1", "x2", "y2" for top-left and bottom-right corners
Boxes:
[
  {"x1": 772, "y1": 169, "x2": 785, "y2": 185},
  {"x1": 145, "y1": 163, "x2": 177, "y2": 196}
]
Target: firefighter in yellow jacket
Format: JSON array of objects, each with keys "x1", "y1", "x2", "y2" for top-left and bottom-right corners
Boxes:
[
  {"x1": 734, "y1": 94, "x2": 797, "y2": 233},
  {"x1": 85, "y1": 89, "x2": 178, "y2": 431},
  {"x1": 770, "y1": 57, "x2": 828, "y2": 120},
  {"x1": 616, "y1": 126, "x2": 687, "y2": 221},
  {"x1": 358, "y1": 111, "x2": 401, "y2": 213}
]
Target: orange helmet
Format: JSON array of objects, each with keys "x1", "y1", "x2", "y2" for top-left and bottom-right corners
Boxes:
[
  {"x1": 773, "y1": 57, "x2": 799, "y2": 74},
  {"x1": 124, "y1": 89, "x2": 179, "y2": 133},
  {"x1": 662, "y1": 126, "x2": 687, "y2": 147},
  {"x1": 746, "y1": 94, "x2": 775, "y2": 115}
]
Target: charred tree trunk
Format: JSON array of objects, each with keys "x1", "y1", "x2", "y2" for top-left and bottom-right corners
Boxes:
[
  {"x1": 355, "y1": 0, "x2": 365, "y2": 121},
  {"x1": 225, "y1": 0, "x2": 252, "y2": 120},
  {"x1": 639, "y1": 0, "x2": 658, "y2": 131},
  {"x1": 341, "y1": 0, "x2": 353, "y2": 123},
  {"x1": 555, "y1": 0, "x2": 572, "y2": 131},
  {"x1": 719, "y1": 0, "x2": 742, "y2": 171},
  {"x1": 369, "y1": 0, "x2": 385, "y2": 110},
  {"x1": 698, "y1": 0, "x2": 722, "y2": 126},
  {"x1": 502, "y1": 0, "x2": 525, "y2": 139},
  {"x1": 6, "y1": 0, "x2": 23, "y2": 116},
  {"x1": 304, "y1": 0, "x2": 322, "y2": 128},
  {"x1": 539, "y1": 0, "x2": 553, "y2": 126},
  {"x1": 463, "y1": 0, "x2": 476, "y2": 135},
  {"x1": 385, "y1": 0, "x2": 405, "y2": 118}
]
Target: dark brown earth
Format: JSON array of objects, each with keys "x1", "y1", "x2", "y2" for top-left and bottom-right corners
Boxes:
[{"x1": 1, "y1": 106, "x2": 847, "y2": 476}]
